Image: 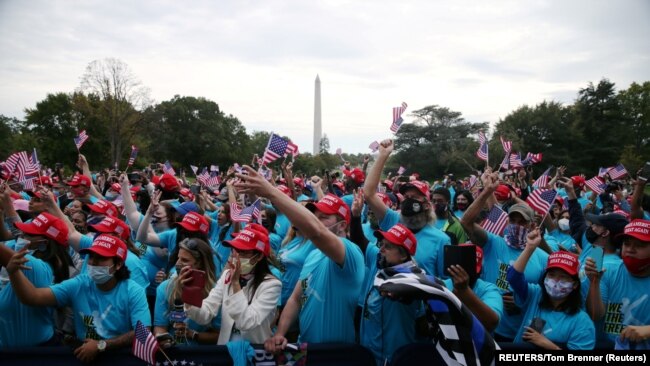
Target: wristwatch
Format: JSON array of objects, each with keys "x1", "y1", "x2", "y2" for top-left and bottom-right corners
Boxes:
[{"x1": 97, "y1": 340, "x2": 107, "y2": 352}]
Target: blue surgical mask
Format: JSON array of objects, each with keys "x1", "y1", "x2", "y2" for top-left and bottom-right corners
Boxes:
[
  {"x1": 87, "y1": 264, "x2": 115, "y2": 284},
  {"x1": 15, "y1": 238, "x2": 47, "y2": 254},
  {"x1": 543, "y1": 277, "x2": 574, "y2": 300}
]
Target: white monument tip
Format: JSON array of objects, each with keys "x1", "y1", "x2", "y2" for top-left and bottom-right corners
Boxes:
[{"x1": 316, "y1": 74, "x2": 320, "y2": 82}]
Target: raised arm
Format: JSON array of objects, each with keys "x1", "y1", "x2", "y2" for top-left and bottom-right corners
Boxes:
[
  {"x1": 363, "y1": 139, "x2": 393, "y2": 223},
  {"x1": 118, "y1": 174, "x2": 143, "y2": 232},
  {"x1": 40, "y1": 188, "x2": 84, "y2": 252},
  {"x1": 630, "y1": 175, "x2": 647, "y2": 220},
  {"x1": 460, "y1": 172, "x2": 500, "y2": 247},
  {"x1": 77, "y1": 154, "x2": 104, "y2": 200},
  {"x1": 6, "y1": 249, "x2": 58, "y2": 306},
  {"x1": 136, "y1": 191, "x2": 163, "y2": 246},
  {"x1": 235, "y1": 166, "x2": 346, "y2": 265}
]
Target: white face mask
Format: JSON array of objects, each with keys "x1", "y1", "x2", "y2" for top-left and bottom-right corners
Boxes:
[
  {"x1": 239, "y1": 257, "x2": 257, "y2": 275},
  {"x1": 87, "y1": 264, "x2": 115, "y2": 284},
  {"x1": 558, "y1": 218, "x2": 570, "y2": 231}
]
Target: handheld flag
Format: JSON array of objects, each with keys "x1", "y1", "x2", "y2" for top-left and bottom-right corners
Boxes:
[
  {"x1": 607, "y1": 164, "x2": 628, "y2": 180},
  {"x1": 390, "y1": 102, "x2": 408, "y2": 134},
  {"x1": 476, "y1": 131, "x2": 488, "y2": 162},
  {"x1": 532, "y1": 167, "x2": 552, "y2": 188},
  {"x1": 206, "y1": 171, "x2": 220, "y2": 187},
  {"x1": 74, "y1": 130, "x2": 89, "y2": 150},
  {"x1": 262, "y1": 133, "x2": 299, "y2": 165},
  {"x1": 481, "y1": 206, "x2": 509, "y2": 236},
  {"x1": 335, "y1": 148, "x2": 342, "y2": 155},
  {"x1": 369, "y1": 141, "x2": 380, "y2": 152},
  {"x1": 230, "y1": 198, "x2": 262, "y2": 223},
  {"x1": 190, "y1": 165, "x2": 198, "y2": 175},
  {"x1": 526, "y1": 189, "x2": 558, "y2": 216},
  {"x1": 127, "y1": 145, "x2": 138, "y2": 167},
  {"x1": 522, "y1": 152, "x2": 542, "y2": 166},
  {"x1": 132, "y1": 321, "x2": 158, "y2": 365},
  {"x1": 585, "y1": 176, "x2": 606, "y2": 195},
  {"x1": 163, "y1": 161, "x2": 176, "y2": 176},
  {"x1": 509, "y1": 152, "x2": 523, "y2": 169},
  {"x1": 500, "y1": 136, "x2": 512, "y2": 153},
  {"x1": 397, "y1": 166, "x2": 406, "y2": 175},
  {"x1": 210, "y1": 165, "x2": 219, "y2": 172},
  {"x1": 197, "y1": 168, "x2": 210, "y2": 186}
]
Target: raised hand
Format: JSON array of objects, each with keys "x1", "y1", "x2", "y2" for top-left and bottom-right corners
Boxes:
[
  {"x1": 378, "y1": 139, "x2": 394, "y2": 156},
  {"x1": 351, "y1": 189, "x2": 365, "y2": 218}
]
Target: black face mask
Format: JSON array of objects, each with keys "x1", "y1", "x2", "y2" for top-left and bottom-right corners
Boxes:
[
  {"x1": 434, "y1": 203, "x2": 448, "y2": 217},
  {"x1": 585, "y1": 227, "x2": 601, "y2": 243},
  {"x1": 376, "y1": 253, "x2": 388, "y2": 269},
  {"x1": 401, "y1": 198, "x2": 425, "y2": 217},
  {"x1": 261, "y1": 219, "x2": 271, "y2": 230},
  {"x1": 456, "y1": 203, "x2": 467, "y2": 211}
]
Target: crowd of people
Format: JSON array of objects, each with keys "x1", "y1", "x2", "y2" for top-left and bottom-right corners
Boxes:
[{"x1": 1, "y1": 139, "x2": 649, "y2": 365}]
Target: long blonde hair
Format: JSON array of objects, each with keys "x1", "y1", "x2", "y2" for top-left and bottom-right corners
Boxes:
[{"x1": 166, "y1": 238, "x2": 217, "y2": 311}]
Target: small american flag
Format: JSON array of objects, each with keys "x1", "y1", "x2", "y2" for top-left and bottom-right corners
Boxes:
[
  {"x1": 230, "y1": 198, "x2": 261, "y2": 223},
  {"x1": 190, "y1": 165, "x2": 198, "y2": 175},
  {"x1": 127, "y1": 145, "x2": 138, "y2": 166},
  {"x1": 500, "y1": 136, "x2": 512, "y2": 153},
  {"x1": 476, "y1": 131, "x2": 488, "y2": 161},
  {"x1": 598, "y1": 167, "x2": 612, "y2": 178},
  {"x1": 526, "y1": 189, "x2": 558, "y2": 216},
  {"x1": 132, "y1": 321, "x2": 158, "y2": 365},
  {"x1": 585, "y1": 176, "x2": 606, "y2": 195},
  {"x1": 369, "y1": 141, "x2": 380, "y2": 152},
  {"x1": 15, "y1": 151, "x2": 38, "y2": 181},
  {"x1": 607, "y1": 164, "x2": 628, "y2": 180},
  {"x1": 390, "y1": 102, "x2": 408, "y2": 134},
  {"x1": 197, "y1": 168, "x2": 210, "y2": 186},
  {"x1": 206, "y1": 171, "x2": 221, "y2": 187},
  {"x1": 262, "y1": 134, "x2": 299, "y2": 164},
  {"x1": 481, "y1": 206, "x2": 509, "y2": 236},
  {"x1": 509, "y1": 152, "x2": 523, "y2": 169},
  {"x1": 532, "y1": 167, "x2": 552, "y2": 188},
  {"x1": 397, "y1": 166, "x2": 406, "y2": 175},
  {"x1": 22, "y1": 178, "x2": 37, "y2": 191},
  {"x1": 499, "y1": 152, "x2": 510, "y2": 170},
  {"x1": 74, "y1": 130, "x2": 89, "y2": 150},
  {"x1": 522, "y1": 152, "x2": 542, "y2": 166},
  {"x1": 163, "y1": 161, "x2": 176, "y2": 176},
  {"x1": 335, "y1": 148, "x2": 342, "y2": 155},
  {"x1": 210, "y1": 165, "x2": 219, "y2": 172},
  {"x1": 468, "y1": 174, "x2": 478, "y2": 189}
]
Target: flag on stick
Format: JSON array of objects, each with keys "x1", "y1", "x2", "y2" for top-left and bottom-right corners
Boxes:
[
  {"x1": 230, "y1": 198, "x2": 262, "y2": 223},
  {"x1": 476, "y1": 131, "x2": 488, "y2": 162},
  {"x1": 526, "y1": 189, "x2": 558, "y2": 216},
  {"x1": 390, "y1": 102, "x2": 408, "y2": 134},
  {"x1": 532, "y1": 167, "x2": 552, "y2": 188},
  {"x1": 127, "y1": 145, "x2": 138, "y2": 166},
  {"x1": 262, "y1": 133, "x2": 299, "y2": 165},
  {"x1": 500, "y1": 136, "x2": 512, "y2": 153},
  {"x1": 132, "y1": 321, "x2": 158, "y2": 366},
  {"x1": 481, "y1": 206, "x2": 509, "y2": 236},
  {"x1": 369, "y1": 141, "x2": 380, "y2": 152},
  {"x1": 163, "y1": 161, "x2": 176, "y2": 176},
  {"x1": 74, "y1": 130, "x2": 89, "y2": 150},
  {"x1": 607, "y1": 164, "x2": 628, "y2": 180},
  {"x1": 585, "y1": 176, "x2": 606, "y2": 195}
]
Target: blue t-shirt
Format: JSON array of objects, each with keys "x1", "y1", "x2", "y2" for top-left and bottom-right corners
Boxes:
[
  {"x1": 153, "y1": 279, "x2": 219, "y2": 346},
  {"x1": 51, "y1": 274, "x2": 150, "y2": 340},
  {"x1": 360, "y1": 259, "x2": 423, "y2": 365},
  {"x1": 269, "y1": 232, "x2": 283, "y2": 255},
  {"x1": 482, "y1": 232, "x2": 549, "y2": 339},
  {"x1": 443, "y1": 278, "x2": 504, "y2": 324},
  {"x1": 79, "y1": 235, "x2": 150, "y2": 290},
  {"x1": 141, "y1": 246, "x2": 169, "y2": 296},
  {"x1": 274, "y1": 212, "x2": 291, "y2": 240},
  {"x1": 453, "y1": 209, "x2": 465, "y2": 219},
  {"x1": 379, "y1": 208, "x2": 450, "y2": 278},
  {"x1": 209, "y1": 225, "x2": 235, "y2": 277},
  {"x1": 297, "y1": 238, "x2": 364, "y2": 343},
  {"x1": 278, "y1": 236, "x2": 316, "y2": 306},
  {"x1": 0, "y1": 255, "x2": 55, "y2": 347},
  {"x1": 597, "y1": 262, "x2": 650, "y2": 344},
  {"x1": 510, "y1": 273, "x2": 595, "y2": 350},
  {"x1": 547, "y1": 229, "x2": 578, "y2": 253}
]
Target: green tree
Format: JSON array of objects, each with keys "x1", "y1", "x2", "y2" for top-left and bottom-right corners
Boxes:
[
  {"x1": 0, "y1": 115, "x2": 22, "y2": 158},
  {"x1": 319, "y1": 134, "x2": 330, "y2": 154},
  {"x1": 617, "y1": 81, "x2": 650, "y2": 166}
]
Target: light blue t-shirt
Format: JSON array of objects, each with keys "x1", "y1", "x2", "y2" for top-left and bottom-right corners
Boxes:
[
  {"x1": 513, "y1": 281, "x2": 595, "y2": 350},
  {"x1": 278, "y1": 236, "x2": 316, "y2": 306},
  {"x1": 482, "y1": 232, "x2": 549, "y2": 339},
  {"x1": 269, "y1": 232, "x2": 282, "y2": 255},
  {"x1": 153, "y1": 279, "x2": 219, "y2": 346},
  {"x1": 209, "y1": 225, "x2": 235, "y2": 277},
  {"x1": 360, "y1": 255, "x2": 423, "y2": 365},
  {"x1": 453, "y1": 209, "x2": 465, "y2": 219},
  {"x1": 274, "y1": 211, "x2": 291, "y2": 240},
  {"x1": 380, "y1": 208, "x2": 450, "y2": 278},
  {"x1": 51, "y1": 274, "x2": 150, "y2": 340},
  {"x1": 597, "y1": 262, "x2": 650, "y2": 344},
  {"x1": 547, "y1": 229, "x2": 578, "y2": 253},
  {"x1": 0, "y1": 255, "x2": 55, "y2": 347},
  {"x1": 79, "y1": 235, "x2": 150, "y2": 290},
  {"x1": 297, "y1": 238, "x2": 364, "y2": 343},
  {"x1": 443, "y1": 278, "x2": 504, "y2": 325}
]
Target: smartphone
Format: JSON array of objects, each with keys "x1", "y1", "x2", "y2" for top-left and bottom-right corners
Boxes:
[
  {"x1": 443, "y1": 245, "x2": 477, "y2": 283},
  {"x1": 188, "y1": 269, "x2": 206, "y2": 288},
  {"x1": 639, "y1": 161, "x2": 650, "y2": 181},
  {"x1": 590, "y1": 246, "x2": 604, "y2": 272},
  {"x1": 529, "y1": 317, "x2": 546, "y2": 333},
  {"x1": 181, "y1": 269, "x2": 206, "y2": 307}
]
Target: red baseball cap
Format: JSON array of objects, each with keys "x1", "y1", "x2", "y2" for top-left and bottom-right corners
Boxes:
[
  {"x1": 293, "y1": 177, "x2": 305, "y2": 189},
  {"x1": 158, "y1": 173, "x2": 180, "y2": 192},
  {"x1": 494, "y1": 184, "x2": 511, "y2": 201},
  {"x1": 555, "y1": 196, "x2": 564, "y2": 208},
  {"x1": 244, "y1": 223, "x2": 269, "y2": 237},
  {"x1": 306, "y1": 193, "x2": 351, "y2": 224},
  {"x1": 67, "y1": 174, "x2": 91, "y2": 188},
  {"x1": 179, "y1": 188, "x2": 194, "y2": 201},
  {"x1": 86, "y1": 200, "x2": 118, "y2": 217},
  {"x1": 571, "y1": 176, "x2": 586, "y2": 190},
  {"x1": 276, "y1": 185, "x2": 292, "y2": 197},
  {"x1": 110, "y1": 183, "x2": 122, "y2": 192},
  {"x1": 374, "y1": 223, "x2": 417, "y2": 255},
  {"x1": 37, "y1": 176, "x2": 53, "y2": 187},
  {"x1": 377, "y1": 192, "x2": 392, "y2": 207},
  {"x1": 224, "y1": 227, "x2": 270, "y2": 257},
  {"x1": 14, "y1": 212, "x2": 69, "y2": 246},
  {"x1": 343, "y1": 168, "x2": 365, "y2": 185},
  {"x1": 332, "y1": 181, "x2": 346, "y2": 193},
  {"x1": 176, "y1": 212, "x2": 209, "y2": 235},
  {"x1": 151, "y1": 175, "x2": 161, "y2": 185},
  {"x1": 399, "y1": 180, "x2": 430, "y2": 200},
  {"x1": 90, "y1": 216, "x2": 131, "y2": 240},
  {"x1": 383, "y1": 179, "x2": 394, "y2": 191},
  {"x1": 459, "y1": 243, "x2": 484, "y2": 274},
  {"x1": 79, "y1": 234, "x2": 127, "y2": 261},
  {"x1": 546, "y1": 251, "x2": 579, "y2": 276},
  {"x1": 622, "y1": 219, "x2": 650, "y2": 242}
]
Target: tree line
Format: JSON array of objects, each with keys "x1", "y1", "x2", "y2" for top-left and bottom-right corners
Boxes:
[{"x1": 1, "y1": 58, "x2": 648, "y2": 180}]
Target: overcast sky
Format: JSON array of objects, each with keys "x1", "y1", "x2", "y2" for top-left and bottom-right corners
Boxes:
[{"x1": 1, "y1": 0, "x2": 648, "y2": 154}]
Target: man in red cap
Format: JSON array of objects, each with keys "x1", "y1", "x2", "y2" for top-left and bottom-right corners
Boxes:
[
  {"x1": 586, "y1": 219, "x2": 650, "y2": 346},
  {"x1": 341, "y1": 167, "x2": 365, "y2": 209},
  {"x1": 7, "y1": 234, "x2": 150, "y2": 362},
  {"x1": 364, "y1": 139, "x2": 451, "y2": 278},
  {"x1": 233, "y1": 168, "x2": 364, "y2": 350},
  {"x1": 67, "y1": 173, "x2": 95, "y2": 204}
]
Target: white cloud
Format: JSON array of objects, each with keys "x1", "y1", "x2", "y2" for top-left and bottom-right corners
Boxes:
[{"x1": 1, "y1": 0, "x2": 648, "y2": 154}]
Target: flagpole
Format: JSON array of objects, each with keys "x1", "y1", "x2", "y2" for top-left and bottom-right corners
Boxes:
[{"x1": 158, "y1": 347, "x2": 174, "y2": 365}]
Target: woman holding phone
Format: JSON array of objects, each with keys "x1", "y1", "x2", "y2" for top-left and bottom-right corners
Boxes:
[
  {"x1": 507, "y1": 228, "x2": 595, "y2": 350},
  {"x1": 153, "y1": 238, "x2": 219, "y2": 347},
  {"x1": 182, "y1": 227, "x2": 281, "y2": 345}
]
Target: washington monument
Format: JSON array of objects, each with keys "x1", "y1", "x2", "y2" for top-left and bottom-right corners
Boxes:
[{"x1": 313, "y1": 74, "x2": 322, "y2": 155}]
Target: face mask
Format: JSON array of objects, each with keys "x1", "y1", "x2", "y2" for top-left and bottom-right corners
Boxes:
[
  {"x1": 504, "y1": 224, "x2": 529, "y2": 250},
  {"x1": 622, "y1": 256, "x2": 650, "y2": 276},
  {"x1": 261, "y1": 219, "x2": 271, "y2": 230},
  {"x1": 15, "y1": 238, "x2": 47, "y2": 253},
  {"x1": 585, "y1": 227, "x2": 601, "y2": 243},
  {"x1": 105, "y1": 192, "x2": 118, "y2": 201},
  {"x1": 544, "y1": 277, "x2": 574, "y2": 300},
  {"x1": 87, "y1": 264, "x2": 115, "y2": 285},
  {"x1": 558, "y1": 218, "x2": 570, "y2": 231},
  {"x1": 434, "y1": 203, "x2": 447, "y2": 217},
  {"x1": 239, "y1": 257, "x2": 257, "y2": 275},
  {"x1": 325, "y1": 221, "x2": 343, "y2": 235},
  {"x1": 456, "y1": 203, "x2": 467, "y2": 211},
  {"x1": 401, "y1": 198, "x2": 425, "y2": 217}
]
